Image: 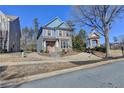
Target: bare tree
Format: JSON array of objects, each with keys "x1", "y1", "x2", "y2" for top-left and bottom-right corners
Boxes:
[
  {"x1": 119, "y1": 35, "x2": 124, "y2": 46},
  {"x1": 66, "y1": 20, "x2": 76, "y2": 37},
  {"x1": 72, "y1": 5, "x2": 124, "y2": 58}
]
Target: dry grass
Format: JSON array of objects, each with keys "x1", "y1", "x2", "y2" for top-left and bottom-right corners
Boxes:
[
  {"x1": 0, "y1": 60, "x2": 100, "y2": 81},
  {"x1": 93, "y1": 49, "x2": 123, "y2": 58},
  {"x1": 0, "y1": 50, "x2": 122, "y2": 63},
  {"x1": 0, "y1": 50, "x2": 123, "y2": 81},
  {"x1": 0, "y1": 51, "x2": 96, "y2": 63},
  {"x1": 0, "y1": 52, "x2": 52, "y2": 62},
  {"x1": 111, "y1": 50, "x2": 122, "y2": 57}
]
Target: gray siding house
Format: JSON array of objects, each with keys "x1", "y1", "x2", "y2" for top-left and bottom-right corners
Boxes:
[
  {"x1": 37, "y1": 17, "x2": 73, "y2": 53},
  {"x1": 0, "y1": 11, "x2": 21, "y2": 52}
]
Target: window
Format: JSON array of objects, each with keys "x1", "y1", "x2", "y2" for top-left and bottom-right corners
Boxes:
[
  {"x1": 63, "y1": 31, "x2": 65, "y2": 36},
  {"x1": 63, "y1": 41, "x2": 66, "y2": 48},
  {"x1": 59, "y1": 31, "x2": 62, "y2": 36},
  {"x1": 66, "y1": 32, "x2": 69, "y2": 36},
  {"x1": 61, "y1": 41, "x2": 63, "y2": 48},
  {"x1": 65, "y1": 40, "x2": 68, "y2": 48},
  {"x1": 47, "y1": 30, "x2": 51, "y2": 36},
  {"x1": 61, "y1": 40, "x2": 68, "y2": 48}
]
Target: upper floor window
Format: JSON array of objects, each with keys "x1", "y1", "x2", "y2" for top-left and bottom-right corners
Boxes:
[
  {"x1": 59, "y1": 31, "x2": 62, "y2": 36},
  {"x1": 47, "y1": 30, "x2": 51, "y2": 36},
  {"x1": 63, "y1": 31, "x2": 66, "y2": 36},
  {"x1": 66, "y1": 32, "x2": 69, "y2": 36}
]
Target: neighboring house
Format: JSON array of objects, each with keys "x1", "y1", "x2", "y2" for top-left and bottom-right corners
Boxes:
[
  {"x1": 37, "y1": 17, "x2": 73, "y2": 53},
  {"x1": 0, "y1": 11, "x2": 21, "y2": 52},
  {"x1": 110, "y1": 42, "x2": 121, "y2": 49},
  {"x1": 87, "y1": 29, "x2": 100, "y2": 48}
]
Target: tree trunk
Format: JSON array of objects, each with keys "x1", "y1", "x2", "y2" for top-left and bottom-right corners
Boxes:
[{"x1": 104, "y1": 27, "x2": 111, "y2": 58}]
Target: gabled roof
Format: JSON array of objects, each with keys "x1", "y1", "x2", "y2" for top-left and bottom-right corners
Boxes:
[
  {"x1": 0, "y1": 10, "x2": 18, "y2": 21},
  {"x1": 88, "y1": 29, "x2": 100, "y2": 39},
  {"x1": 58, "y1": 22, "x2": 71, "y2": 29},
  {"x1": 6, "y1": 15, "x2": 18, "y2": 21},
  {"x1": 0, "y1": 10, "x2": 4, "y2": 15},
  {"x1": 44, "y1": 17, "x2": 71, "y2": 30},
  {"x1": 37, "y1": 17, "x2": 73, "y2": 40}
]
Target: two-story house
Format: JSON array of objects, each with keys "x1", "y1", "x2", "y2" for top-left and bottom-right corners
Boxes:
[
  {"x1": 0, "y1": 10, "x2": 21, "y2": 52},
  {"x1": 37, "y1": 17, "x2": 73, "y2": 53}
]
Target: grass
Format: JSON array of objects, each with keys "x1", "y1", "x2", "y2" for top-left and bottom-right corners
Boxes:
[{"x1": 1, "y1": 56, "x2": 124, "y2": 81}]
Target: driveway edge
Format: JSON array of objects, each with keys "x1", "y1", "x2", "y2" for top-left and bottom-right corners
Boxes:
[{"x1": 0, "y1": 58, "x2": 124, "y2": 87}]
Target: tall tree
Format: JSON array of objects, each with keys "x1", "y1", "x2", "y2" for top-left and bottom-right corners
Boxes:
[
  {"x1": 66, "y1": 20, "x2": 75, "y2": 37},
  {"x1": 66, "y1": 20, "x2": 75, "y2": 30},
  {"x1": 78, "y1": 29, "x2": 86, "y2": 44},
  {"x1": 21, "y1": 27, "x2": 29, "y2": 50},
  {"x1": 33, "y1": 18, "x2": 39, "y2": 50},
  {"x1": 33, "y1": 18, "x2": 39, "y2": 38},
  {"x1": 72, "y1": 5, "x2": 124, "y2": 58},
  {"x1": 72, "y1": 29, "x2": 86, "y2": 51},
  {"x1": 29, "y1": 27, "x2": 34, "y2": 40},
  {"x1": 21, "y1": 27, "x2": 35, "y2": 51}
]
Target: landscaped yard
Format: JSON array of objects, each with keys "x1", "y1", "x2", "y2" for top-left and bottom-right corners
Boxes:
[
  {"x1": 0, "y1": 51, "x2": 100, "y2": 63},
  {"x1": 0, "y1": 52, "x2": 52, "y2": 62},
  {"x1": 0, "y1": 59, "x2": 102, "y2": 81},
  {"x1": 0, "y1": 51, "x2": 101, "y2": 81},
  {"x1": 0, "y1": 50, "x2": 123, "y2": 82},
  {"x1": 93, "y1": 49, "x2": 123, "y2": 58}
]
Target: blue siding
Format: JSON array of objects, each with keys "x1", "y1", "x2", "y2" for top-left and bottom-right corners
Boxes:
[
  {"x1": 37, "y1": 17, "x2": 73, "y2": 52},
  {"x1": 37, "y1": 35, "x2": 43, "y2": 52}
]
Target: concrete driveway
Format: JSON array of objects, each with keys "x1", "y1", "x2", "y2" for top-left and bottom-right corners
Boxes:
[{"x1": 17, "y1": 61, "x2": 124, "y2": 88}]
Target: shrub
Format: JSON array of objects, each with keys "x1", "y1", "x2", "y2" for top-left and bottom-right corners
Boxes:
[
  {"x1": 45, "y1": 50, "x2": 48, "y2": 53},
  {"x1": 20, "y1": 49, "x2": 24, "y2": 52},
  {"x1": 72, "y1": 36, "x2": 86, "y2": 52},
  {"x1": 0, "y1": 49, "x2": 7, "y2": 53},
  {"x1": 40, "y1": 50, "x2": 43, "y2": 53},
  {"x1": 93, "y1": 46, "x2": 106, "y2": 52}
]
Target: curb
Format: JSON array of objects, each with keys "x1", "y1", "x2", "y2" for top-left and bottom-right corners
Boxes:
[{"x1": 0, "y1": 58, "x2": 124, "y2": 87}]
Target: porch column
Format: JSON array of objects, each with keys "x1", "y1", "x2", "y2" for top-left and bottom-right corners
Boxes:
[
  {"x1": 90, "y1": 39, "x2": 92, "y2": 48},
  {"x1": 97, "y1": 39, "x2": 100, "y2": 47},
  {"x1": 43, "y1": 40, "x2": 46, "y2": 51},
  {"x1": 56, "y1": 40, "x2": 59, "y2": 48}
]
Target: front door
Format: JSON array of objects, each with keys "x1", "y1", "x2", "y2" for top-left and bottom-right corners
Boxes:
[{"x1": 46, "y1": 41, "x2": 56, "y2": 53}]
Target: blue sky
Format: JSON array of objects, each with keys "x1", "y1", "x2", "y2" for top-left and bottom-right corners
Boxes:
[{"x1": 0, "y1": 5, "x2": 124, "y2": 43}]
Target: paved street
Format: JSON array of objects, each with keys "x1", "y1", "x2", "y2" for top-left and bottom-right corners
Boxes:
[{"x1": 18, "y1": 61, "x2": 124, "y2": 88}]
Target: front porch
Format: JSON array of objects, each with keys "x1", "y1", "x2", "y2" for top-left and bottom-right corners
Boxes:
[{"x1": 43, "y1": 39, "x2": 59, "y2": 53}]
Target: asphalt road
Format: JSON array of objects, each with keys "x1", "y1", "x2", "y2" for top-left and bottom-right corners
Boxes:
[{"x1": 18, "y1": 61, "x2": 124, "y2": 88}]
